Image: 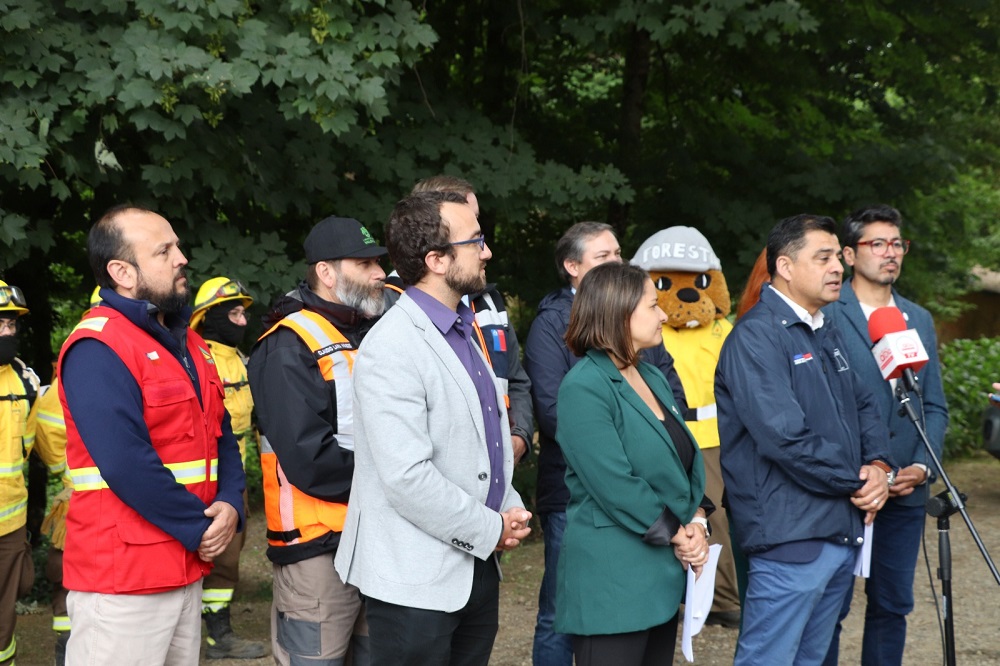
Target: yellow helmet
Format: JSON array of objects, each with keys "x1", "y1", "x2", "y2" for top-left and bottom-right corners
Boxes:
[
  {"x1": 190, "y1": 277, "x2": 253, "y2": 331},
  {"x1": 90, "y1": 286, "x2": 103, "y2": 309},
  {"x1": 0, "y1": 280, "x2": 28, "y2": 317}
]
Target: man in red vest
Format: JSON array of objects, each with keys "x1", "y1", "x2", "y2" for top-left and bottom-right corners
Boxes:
[{"x1": 59, "y1": 204, "x2": 245, "y2": 664}]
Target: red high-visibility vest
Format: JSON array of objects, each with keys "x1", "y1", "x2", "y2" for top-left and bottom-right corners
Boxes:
[{"x1": 59, "y1": 306, "x2": 225, "y2": 594}]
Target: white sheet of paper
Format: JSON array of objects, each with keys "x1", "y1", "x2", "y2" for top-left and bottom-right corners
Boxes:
[
  {"x1": 682, "y1": 543, "x2": 723, "y2": 662},
  {"x1": 853, "y1": 521, "x2": 874, "y2": 577}
]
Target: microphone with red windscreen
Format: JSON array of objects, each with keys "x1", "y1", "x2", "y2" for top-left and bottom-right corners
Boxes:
[{"x1": 868, "y1": 306, "x2": 928, "y2": 395}]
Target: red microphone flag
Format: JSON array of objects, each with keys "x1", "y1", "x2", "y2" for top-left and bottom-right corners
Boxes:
[{"x1": 867, "y1": 306, "x2": 929, "y2": 380}]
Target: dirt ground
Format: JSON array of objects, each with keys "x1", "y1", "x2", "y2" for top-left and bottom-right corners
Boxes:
[{"x1": 15, "y1": 454, "x2": 1000, "y2": 665}]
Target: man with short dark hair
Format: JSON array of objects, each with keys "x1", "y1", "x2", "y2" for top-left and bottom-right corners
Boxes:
[
  {"x1": 716, "y1": 214, "x2": 893, "y2": 665},
  {"x1": 336, "y1": 191, "x2": 531, "y2": 666},
  {"x1": 821, "y1": 205, "x2": 948, "y2": 666},
  {"x1": 59, "y1": 205, "x2": 245, "y2": 664},
  {"x1": 408, "y1": 175, "x2": 533, "y2": 463},
  {"x1": 524, "y1": 221, "x2": 688, "y2": 666},
  {"x1": 249, "y1": 216, "x2": 387, "y2": 666}
]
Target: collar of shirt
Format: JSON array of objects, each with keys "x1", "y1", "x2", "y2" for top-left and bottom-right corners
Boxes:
[
  {"x1": 858, "y1": 294, "x2": 897, "y2": 321},
  {"x1": 768, "y1": 284, "x2": 825, "y2": 331},
  {"x1": 406, "y1": 286, "x2": 475, "y2": 340}
]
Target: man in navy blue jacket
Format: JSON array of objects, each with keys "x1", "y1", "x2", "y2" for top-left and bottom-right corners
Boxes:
[
  {"x1": 524, "y1": 221, "x2": 687, "y2": 666},
  {"x1": 821, "y1": 205, "x2": 948, "y2": 666},
  {"x1": 717, "y1": 214, "x2": 892, "y2": 666}
]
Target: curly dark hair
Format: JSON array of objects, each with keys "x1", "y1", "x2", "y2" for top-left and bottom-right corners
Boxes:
[{"x1": 385, "y1": 191, "x2": 468, "y2": 285}]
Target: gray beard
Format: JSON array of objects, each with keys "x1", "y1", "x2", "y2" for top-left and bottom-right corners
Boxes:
[{"x1": 336, "y1": 279, "x2": 385, "y2": 318}]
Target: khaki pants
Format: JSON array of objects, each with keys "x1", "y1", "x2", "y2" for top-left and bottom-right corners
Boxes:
[
  {"x1": 702, "y1": 446, "x2": 741, "y2": 613},
  {"x1": 271, "y1": 554, "x2": 368, "y2": 666},
  {"x1": 67, "y1": 580, "x2": 203, "y2": 665}
]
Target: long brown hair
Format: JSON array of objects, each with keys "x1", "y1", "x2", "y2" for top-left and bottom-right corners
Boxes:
[{"x1": 736, "y1": 248, "x2": 769, "y2": 320}]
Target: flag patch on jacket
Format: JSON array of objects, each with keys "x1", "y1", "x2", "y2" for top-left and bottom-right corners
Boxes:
[
  {"x1": 491, "y1": 329, "x2": 507, "y2": 352},
  {"x1": 146, "y1": 351, "x2": 160, "y2": 364},
  {"x1": 199, "y1": 347, "x2": 216, "y2": 365},
  {"x1": 793, "y1": 352, "x2": 813, "y2": 365}
]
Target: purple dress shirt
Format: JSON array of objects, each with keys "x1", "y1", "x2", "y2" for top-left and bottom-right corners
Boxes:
[{"x1": 407, "y1": 287, "x2": 506, "y2": 511}]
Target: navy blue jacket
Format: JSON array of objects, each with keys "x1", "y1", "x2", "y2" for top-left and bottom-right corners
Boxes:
[
  {"x1": 716, "y1": 286, "x2": 891, "y2": 554},
  {"x1": 61, "y1": 288, "x2": 245, "y2": 553},
  {"x1": 525, "y1": 286, "x2": 688, "y2": 514},
  {"x1": 823, "y1": 280, "x2": 948, "y2": 508}
]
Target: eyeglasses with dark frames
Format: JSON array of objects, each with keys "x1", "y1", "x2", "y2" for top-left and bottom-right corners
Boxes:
[{"x1": 450, "y1": 235, "x2": 486, "y2": 251}]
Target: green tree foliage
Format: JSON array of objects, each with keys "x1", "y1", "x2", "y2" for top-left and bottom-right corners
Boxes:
[
  {"x1": 2, "y1": 0, "x2": 630, "y2": 360},
  {"x1": 4, "y1": 0, "x2": 1000, "y2": 363},
  {"x1": 939, "y1": 337, "x2": 1000, "y2": 458},
  {"x1": 420, "y1": 0, "x2": 1000, "y2": 315}
]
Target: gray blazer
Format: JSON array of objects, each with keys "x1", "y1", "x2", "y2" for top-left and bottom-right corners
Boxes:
[{"x1": 335, "y1": 292, "x2": 524, "y2": 612}]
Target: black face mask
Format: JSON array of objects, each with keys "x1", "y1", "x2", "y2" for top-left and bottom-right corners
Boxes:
[
  {"x1": 0, "y1": 334, "x2": 18, "y2": 366},
  {"x1": 200, "y1": 305, "x2": 247, "y2": 347}
]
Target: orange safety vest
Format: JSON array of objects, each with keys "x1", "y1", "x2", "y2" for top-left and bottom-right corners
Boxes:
[
  {"x1": 58, "y1": 307, "x2": 224, "y2": 594},
  {"x1": 258, "y1": 310, "x2": 353, "y2": 548}
]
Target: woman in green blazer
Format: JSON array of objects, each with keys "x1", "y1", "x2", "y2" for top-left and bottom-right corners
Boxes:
[{"x1": 555, "y1": 262, "x2": 712, "y2": 665}]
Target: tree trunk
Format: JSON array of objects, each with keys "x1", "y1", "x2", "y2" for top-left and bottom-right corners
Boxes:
[{"x1": 607, "y1": 25, "x2": 652, "y2": 238}]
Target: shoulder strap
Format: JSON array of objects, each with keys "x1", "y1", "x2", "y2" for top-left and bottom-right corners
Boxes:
[
  {"x1": 261, "y1": 311, "x2": 352, "y2": 381},
  {"x1": 12, "y1": 357, "x2": 38, "y2": 408}
]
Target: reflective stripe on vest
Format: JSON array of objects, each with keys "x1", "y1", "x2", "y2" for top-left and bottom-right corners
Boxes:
[
  {"x1": 0, "y1": 462, "x2": 21, "y2": 478},
  {"x1": 261, "y1": 311, "x2": 355, "y2": 450},
  {"x1": 0, "y1": 496, "x2": 26, "y2": 523},
  {"x1": 469, "y1": 292, "x2": 510, "y2": 409},
  {"x1": 69, "y1": 458, "x2": 218, "y2": 491},
  {"x1": 0, "y1": 635, "x2": 14, "y2": 662},
  {"x1": 258, "y1": 311, "x2": 353, "y2": 546},
  {"x1": 36, "y1": 406, "x2": 65, "y2": 429}
]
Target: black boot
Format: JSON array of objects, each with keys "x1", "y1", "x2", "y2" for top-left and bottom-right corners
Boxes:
[
  {"x1": 54, "y1": 631, "x2": 69, "y2": 666},
  {"x1": 203, "y1": 606, "x2": 266, "y2": 659}
]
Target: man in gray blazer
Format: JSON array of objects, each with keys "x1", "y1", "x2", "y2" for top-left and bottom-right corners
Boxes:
[{"x1": 335, "y1": 191, "x2": 532, "y2": 666}]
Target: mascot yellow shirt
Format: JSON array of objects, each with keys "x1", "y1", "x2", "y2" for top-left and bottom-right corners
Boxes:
[{"x1": 661, "y1": 318, "x2": 731, "y2": 449}]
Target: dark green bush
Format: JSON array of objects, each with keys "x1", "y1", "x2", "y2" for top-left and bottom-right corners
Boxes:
[{"x1": 939, "y1": 337, "x2": 1000, "y2": 458}]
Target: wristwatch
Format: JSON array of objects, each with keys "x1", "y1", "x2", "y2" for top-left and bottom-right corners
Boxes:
[
  {"x1": 690, "y1": 516, "x2": 711, "y2": 538},
  {"x1": 869, "y1": 460, "x2": 896, "y2": 486}
]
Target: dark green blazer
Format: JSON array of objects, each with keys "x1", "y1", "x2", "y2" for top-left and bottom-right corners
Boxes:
[{"x1": 554, "y1": 349, "x2": 706, "y2": 636}]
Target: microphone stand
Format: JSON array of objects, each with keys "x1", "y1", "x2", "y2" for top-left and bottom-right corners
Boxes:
[{"x1": 894, "y1": 382, "x2": 1000, "y2": 666}]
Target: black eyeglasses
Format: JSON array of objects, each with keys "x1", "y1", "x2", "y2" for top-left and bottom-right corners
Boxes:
[
  {"x1": 855, "y1": 239, "x2": 911, "y2": 256},
  {"x1": 450, "y1": 235, "x2": 486, "y2": 251}
]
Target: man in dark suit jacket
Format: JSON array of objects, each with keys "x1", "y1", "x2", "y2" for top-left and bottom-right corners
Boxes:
[{"x1": 822, "y1": 205, "x2": 949, "y2": 666}]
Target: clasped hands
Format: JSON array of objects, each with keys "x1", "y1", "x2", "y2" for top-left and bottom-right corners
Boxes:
[
  {"x1": 497, "y1": 507, "x2": 532, "y2": 551},
  {"x1": 671, "y1": 515, "x2": 710, "y2": 579},
  {"x1": 851, "y1": 464, "x2": 892, "y2": 525},
  {"x1": 198, "y1": 501, "x2": 239, "y2": 562}
]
